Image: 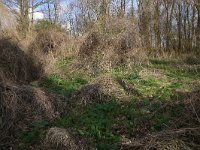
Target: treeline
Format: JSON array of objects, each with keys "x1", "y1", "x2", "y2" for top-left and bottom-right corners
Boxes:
[
  {"x1": 70, "y1": 0, "x2": 200, "y2": 55},
  {"x1": 137, "y1": 0, "x2": 200, "y2": 54},
  {"x1": 1, "y1": 0, "x2": 200, "y2": 55}
]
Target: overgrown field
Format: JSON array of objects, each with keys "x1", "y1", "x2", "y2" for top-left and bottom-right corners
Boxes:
[{"x1": 20, "y1": 57, "x2": 200, "y2": 150}]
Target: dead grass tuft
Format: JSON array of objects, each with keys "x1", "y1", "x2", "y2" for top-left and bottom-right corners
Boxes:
[
  {"x1": 76, "y1": 32, "x2": 117, "y2": 74},
  {"x1": 0, "y1": 37, "x2": 41, "y2": 84},
  {"x1": 29, "y1": 30, "x2": 66, "y2": 54},
  {"x1": 45, "y1": 127, "x2": 88, "y2": 150},
  {"x1": 71, "y1": 75, "x2": 140, "y2": 106},
  {"x1": 75, "y1": 31, "x2": 148, "y2": 74},
  {"x1": 28, "y1": 30, "x2": 68, "y2": 74},
  {"x1": 0, "y1": 83, "x2": 67, "y2": 148}
]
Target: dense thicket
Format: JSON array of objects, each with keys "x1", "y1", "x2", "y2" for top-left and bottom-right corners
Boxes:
[{"x1": 1, "y1": 0, "x2": 200, "y2": 56}]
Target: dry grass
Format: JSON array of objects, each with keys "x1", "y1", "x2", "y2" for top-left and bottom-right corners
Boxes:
[
  {"x1": 71, "y1": 75, "x2": 140, "y2": 106},
  {"x1": 0, "y1": 36, "x2": 42, "y2": 84},
  {"x1": 0, "y1": 83, "x2": 67, "y2": 149},
  {"x1": 121, "y1": 127, "x2": 200, "y2": 150},
  {"x1": 29, "y1": 30, "x2": 66, "y2": 54},
  {"x1": 45, "y1": 127, "x2": 88, "y2": 150},
  {"x1": 120, "y1": 90, "x2": 200, "y2": 150},
  {"x1": 28, "y1": 30, "x2": 69, "y2": 75},
  {"x1": 76, "y1": 32, "x2": 117, "y2": 73},
  {"x1": 74, "y1": 31, "x2": 148, "y2": 74}
]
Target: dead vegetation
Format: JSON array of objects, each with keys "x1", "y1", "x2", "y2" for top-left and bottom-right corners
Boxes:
[
  {"x1": 121, "y1": 90, "x2": 200, "y2": 150},
  {"x1": 184, "y1": 55, "x2": 200, "y2": 65},
  {"x1": 0, "y1": 37, "x2": 41, "y2": 84},
  {"x1": 1, "y1": 0, "x2": 200, "y2": 149},
  {"x1": 45, "y1": 127, "x2": 89, "y2": 150},
  {"x1": 29, "y1": 30, "x2": 66, "y2": 54},
  {"x1": 121, "y1": 127, "x2": 200, "y2": 150},
  {"x1": 0, "y1": 83, "x2": 67, "y2": 149},
  {"x1": 74, "y1": 31, "x2": 148, "y2": 74},
  {"x1": 1, "y1": 15, "x2": 200, "y2": 150},
  {"x1": 0, "y1": 30, "x2": 78, "y2": 149},
  {"x1": 71, "y1": 75, "x2": 140, "y2": 106},
  {"x1": 28, "y1": 30, "x2": 68, "y2": 74}
]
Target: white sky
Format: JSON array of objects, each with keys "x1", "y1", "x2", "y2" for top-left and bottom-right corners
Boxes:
[{"x1": 33, "y1": 12, "x2": 44, "y2": 20}]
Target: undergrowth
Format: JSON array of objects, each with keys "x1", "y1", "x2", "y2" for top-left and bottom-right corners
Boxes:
[
  {"x1": 40, "y1": 74, "x2": 88, "y2": 97},
  {"x1": 19, "y1": 121, "x2": 49, "y2": 149},
  {"x1": 55, "y1": 99, "x2": 185, "y2": 150},
  {"x1": 40, "y1": 57, "x2": 89, "y2": 97},
  {"x1": 35, "y1": 57, "x2": 200, "y2": 149}
]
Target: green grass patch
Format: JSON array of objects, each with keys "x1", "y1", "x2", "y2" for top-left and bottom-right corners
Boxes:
[
  {"x1": 40, "y1": 74, "x2": 88, "y2": 97},
  {"x1": 109, "y1": 59, "x2": 200, "y2": 100},
  {"x1": 40, "y1": 56, "x2": 91, "y2": 97},
  {"x1": 150, "y1": 59, "x2": 181, "y2": 66},
  {"x1": 150, "y1": 58, "x2": 200, "y2": 80},
  {"x1": 110, "y1": 66, "x2": 183, "y2": 101},
  {"x1": 55, "y1": 99, "x2": 185, "y2": 149},
  {"x1": 56, "y1": 101, "x2": 121, "y2": 149}
]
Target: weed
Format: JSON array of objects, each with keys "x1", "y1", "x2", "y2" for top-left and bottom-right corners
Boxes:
[
  {"x1": 55, "y1": 99, "x2": 185, "y2": 149},
  {"x1": 42, "y1": 58, "x2": 198, "y2": 149},
  {"x1": 56, "y1": 101, "x2": 121, "y2": 149},
  {"x1": 20, "y1": 121, "x2": 48, "y2": 148},
  {"x1": 150, "y1": 59, "x2": 180, "y2": 66},
  {"x1": 40, "y1": 74, "x2": 88, "y2": 97},
  {"x1": 40, "y1": 57, "x2": 90, "y2": 97}
]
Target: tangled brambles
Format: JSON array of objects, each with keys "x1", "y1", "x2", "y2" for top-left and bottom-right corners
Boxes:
[
  {"x1": 28, "y1": 30, "x2": 68, "y2": 74},
  {"x1": 121, "y1": 90, "x2": 200, "y2": 150},
  {"x1": 75, "y1": 32, "x2": 148, "y2": 74},
  {"x1": 0, "y1": 37, "x2": 41, "y2": 84},
  {"x1": 77, "y1": 32, "x2": 117, "y2": 74},
  {"x1": 0, "y1": 83, "x2": 67, "y2": 149},
  {"x1": 118, "y1": 48, "x2": 148, "y2": 68},
  {"x1": 29, "y1": 30, "x2": 66, "y2": 54},
  {"x1": 71, "y1": 75, "x2": 140, "y2": 106}
]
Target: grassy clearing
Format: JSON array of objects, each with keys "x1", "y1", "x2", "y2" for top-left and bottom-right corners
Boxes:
[
  {"x1": 110, "y1": 58, "x2": 200, "y2": 101},
  {"x1": 35, "y1": 57, "x2": 200, "y2": 149}
]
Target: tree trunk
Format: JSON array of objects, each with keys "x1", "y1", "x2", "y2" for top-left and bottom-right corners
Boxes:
[
  {"x1": 138, "y1": 0, "x2": 151, "y2": 48},
  {"x1": 187, "y1": 5, "x2": 191, "y2": 52},
  {"x1": 131, "y1": 0, "x2": 134, "y2": 17},
  {"x1": 54, "y1": 0, "x2": 59, "y2": 23},
  {"x1": 18, "y1": 0, "x2": 29, "y2": 37},
  {"x1": 191, "y1": 5, "x2": 196, "y2": 51},
  {"x1": 178, "y1": 3, "x2": 182, "y2": 53},
  {"x1": 154, "y1": 0, "x2": 161, "y2": 50},
  {"x1": 196, "y1": 0, "x2": 200, "y2": 53},
  {"x1": 47, "y1": 0, "x2": 52, "y2": 22},
  {"x1": 31, "y1": 0, "x2": 34, "y2": 24}
]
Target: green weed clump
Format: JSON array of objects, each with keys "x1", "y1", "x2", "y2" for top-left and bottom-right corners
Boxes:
[
  {"x1": 40, "y1": 74, "x2": 88, "y2": 97},
  {"x1": 20, "y1": 121, "x2": 48, "y2": 149}
]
